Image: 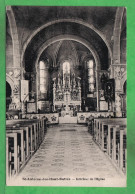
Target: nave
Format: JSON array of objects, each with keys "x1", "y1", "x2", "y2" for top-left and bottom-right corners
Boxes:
[
  {"x1": 6, "y1": 6, "x2": 127, "y2": 187},
  {"x1": 13, "y1": 124, "x2": 125, "y2": 187}
]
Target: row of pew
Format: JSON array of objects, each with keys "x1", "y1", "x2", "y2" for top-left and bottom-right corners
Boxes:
[
  {"x1": 87, "y1": 117, "x2": 127, "y2": 175},
  {"x1": 6, "y1": 118, "x2": 48, "y2": 183}
]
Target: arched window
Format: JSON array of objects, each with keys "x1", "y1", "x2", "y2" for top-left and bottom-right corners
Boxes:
[
  {"x1": 63, "y1": 61, "x2": 70, "y2": 73},
  {"x1": 63, "y1": 61, "x2": 70, "y2": 86},
  {"x1": 87, "y1": 60, "x2": 94, "y2": 92},
  {"x1": 39, "y1": 61, "x2": 46, "y2": 93}
]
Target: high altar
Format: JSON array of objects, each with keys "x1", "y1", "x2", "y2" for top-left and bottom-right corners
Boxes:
[{"x1": 53, "y1": 62, "x2": 81, "y2": 116}]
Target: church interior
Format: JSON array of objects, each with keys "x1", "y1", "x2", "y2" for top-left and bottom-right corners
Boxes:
[{"x1": 6, "y1": 6, "x2": 127, "y2": 186}]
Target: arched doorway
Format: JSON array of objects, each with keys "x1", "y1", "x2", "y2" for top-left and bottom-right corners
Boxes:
[{"x1": 6, "y1": 81, "x2": 12, "y2": 111}]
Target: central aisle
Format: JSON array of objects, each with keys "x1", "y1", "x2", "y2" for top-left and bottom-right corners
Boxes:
[{"x1": 16, "y1": 124, "x2": 126, "y2": 187}]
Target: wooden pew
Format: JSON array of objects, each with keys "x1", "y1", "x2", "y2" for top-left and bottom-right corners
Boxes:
[
  {"x1": 6, "y1": 132, "x2": 18, "y2": 179},
  {"x1": 6, "y1": 118, "x2": 47, "y2": 182},
  {"x1": 6, "y1": 127, "x2": 24, "y2": 167},
  {"x1": 7, "y1": 119, "x2": 46, "y2": 151},
  {"x1": 91, "y1": 118, "x2": 127, "y2": 174}
]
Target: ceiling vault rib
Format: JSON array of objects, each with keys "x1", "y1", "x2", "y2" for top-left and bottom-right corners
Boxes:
[{"x1": 35, "y1": 35, "x2": 100, "y2": 73}]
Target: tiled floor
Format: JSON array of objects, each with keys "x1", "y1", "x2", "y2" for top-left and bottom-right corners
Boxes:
[{"x1": 15, "y1": 124, "x2": 126, "y2": 187}]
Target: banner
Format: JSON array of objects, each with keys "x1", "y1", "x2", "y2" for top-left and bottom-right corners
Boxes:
[{"x1": 21, "y1": 80, "x2": 29, "y2": 101}]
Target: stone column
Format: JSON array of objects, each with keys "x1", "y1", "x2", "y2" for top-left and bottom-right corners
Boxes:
[
  {"x1": 110, "y1": 64, "x2": 126, "y2": 117},
  {"x1": 6, "y1": 7, "x2": 21, "y2": 111},
  {"x1": 115, "y1": 92, "x2": 122, "y2": 117},
  {"x1": 96, "y1": 69, "x2": 100, "y2": 112},
  {"x1": 111, "y1": 7, "x2": 126, "y2": 117},
  {"x1": 53, "y1": 78, "x2": 56, "y2": 111}
]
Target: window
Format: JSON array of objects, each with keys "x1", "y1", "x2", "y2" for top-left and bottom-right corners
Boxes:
[
  {"x1": 39, "y1": 61, "x2": 46, "y2": 93},
  {"x1": 87, "y1": 60, "x2": 94, "y2": 92},
  {"x1": 63, "y1": 61, "x2": 70, "y2": 86},
  {"x1": 63, "y1": 61, "x2": 70, "y2": 73}
]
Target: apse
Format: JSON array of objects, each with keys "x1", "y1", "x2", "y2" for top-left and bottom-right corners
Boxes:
[{"x1": 35, "y1": 40, "x2": 98, "y2": 113}]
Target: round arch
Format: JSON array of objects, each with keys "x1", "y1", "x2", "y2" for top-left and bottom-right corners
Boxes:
[
  {"x1": 34, "y1": 35, "x2": 100, "y2": 109},
  {"x1": 35, "y1": 35, "x2": 100, "y2": 71},
  {"x1": 6, "y1": 6, "x2": 21, "y2": 68},
  {"x1": 113, "y1": 7, "x2": 125, "y2": 64},
  {"x1": 21, "y1": 18, "x2": 112, "y2": 64}
]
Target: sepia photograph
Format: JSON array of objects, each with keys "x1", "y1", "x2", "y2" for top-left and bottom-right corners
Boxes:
[{"x1": 6, "y1": 6, "x2": 127, "y2": 187}]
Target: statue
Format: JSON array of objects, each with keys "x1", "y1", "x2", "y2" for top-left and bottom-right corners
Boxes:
[
  {"x1": 57, "y1": 73, "x2": 61, "y2": 90},
  {"x1": 72, "y1": 73, "x2": 76, "y2": 86},
  {"x1": 64, "y1": 73, "x2": 70, "y2": 88}
]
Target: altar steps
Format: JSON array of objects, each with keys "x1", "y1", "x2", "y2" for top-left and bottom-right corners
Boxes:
[{"x1": 59, "y1": 115, "x2": 77, "y2": 123}]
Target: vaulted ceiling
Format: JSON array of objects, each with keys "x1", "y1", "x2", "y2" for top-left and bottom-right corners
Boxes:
[
  {"x1": 12, "y1": 6, "x2": 117, "y2": 47},
  {"x1": 7, "y1": 6, "x2": 120, "y2": 72},
  {"x1": 24, "y1": 21, "x2": 110, "y2": 71}
]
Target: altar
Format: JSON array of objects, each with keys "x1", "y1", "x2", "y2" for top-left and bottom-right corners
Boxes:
[
  {"x1": 61, "y1": 108, "x2": 73, "y2": 117},
  {"x1": 53, "y1": 62, "x2": 81, "y2": 116}
]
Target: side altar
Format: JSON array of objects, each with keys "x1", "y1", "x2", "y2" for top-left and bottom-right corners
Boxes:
[{"x1": 53, "y1": 62, "x2": 81, "y2": 116}]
